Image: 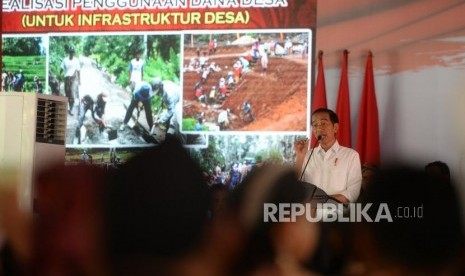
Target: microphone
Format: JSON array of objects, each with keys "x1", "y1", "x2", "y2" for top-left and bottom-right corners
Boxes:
[
  {"x1": 299, "y1": 135, "x2": 322, "y2": 181},
  {"x1": 299, "y1": 135, "x2": 325, "y2": 203}
]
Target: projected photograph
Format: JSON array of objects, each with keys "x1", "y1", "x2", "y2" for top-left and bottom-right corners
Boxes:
[
  {"x1": 49, "y1": 33, "x2": 192, "y2": 146},
  {"x1": 187, "y1": 134, "x2": 306, "y2": 188},
  {"x1": 1, "y1": 35, "x2": 47, "y2": 93},
  {"x1": 182, "y1": 30, "x2": 311, "y2": 133},
  {"x1": 65, "y1": 147, "x2": 146, "y2": 168}
]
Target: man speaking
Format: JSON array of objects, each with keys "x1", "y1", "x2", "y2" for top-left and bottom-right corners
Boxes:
[{"x1": 295, "y1": 108, "x2": 362, "y2": 203}]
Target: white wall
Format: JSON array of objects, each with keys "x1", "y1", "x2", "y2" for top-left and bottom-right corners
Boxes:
[{"x1": 316, "y1": 0, "x2": 465, "y2": 209}]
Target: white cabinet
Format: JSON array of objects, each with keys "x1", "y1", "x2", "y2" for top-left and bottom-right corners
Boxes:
[{"x1": 0, "y1": 92, "x2": 67, "y2": 211}]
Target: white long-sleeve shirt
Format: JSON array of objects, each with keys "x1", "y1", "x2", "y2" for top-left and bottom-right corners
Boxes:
[{"x1": 301, "y1": 140, "x2": 362, "y2": 202}]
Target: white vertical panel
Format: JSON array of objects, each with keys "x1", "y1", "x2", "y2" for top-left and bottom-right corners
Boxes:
[{"x1": 0, "y1": 94, "x2": 24, "y2": 169}]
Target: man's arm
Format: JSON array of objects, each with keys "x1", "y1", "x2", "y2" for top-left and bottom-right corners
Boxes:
[
  {"x1": 158, "y1": 89, "x2": 179, "y2": 124},
  {"x1": 329, "y1": 194, "x2": 349, "y2": 204},
  {"x1": 141, "y1": 62, "x2": 144, "y2": 81},
  {"x1": 338, "y1": 152, "x2": 362, "y2": 202},
  {"x1": 60, "y1": 58, "x2": 67, "y2": 82},
  {"x1": 129, "y1": 61, "x2": 134, "y2": 82},
  {"x1": 90, "y1": 104, "x2": 102, "y2": 125},
  {"x1": 159, "y1": 98, "x2": 176, "y2": 123},
  {"x1": 59, "y1": 67, "x2": 64, "y2": 82}
]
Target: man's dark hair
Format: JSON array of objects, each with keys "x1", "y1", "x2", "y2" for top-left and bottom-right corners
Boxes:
[
  {"x1": 311, "y1": 108, "x2": 339, "y2": 124},
  {"x1": 67, "y1": 45, "x2": 75, "y2": 54},
  {"x1": 150, "y1": 77, "x2": 163, "y2": 93},
  {"x1": 360, "y1": 166, "x2": 463, "y2": 269},
  {"x1": 209, "y1": 183, "x2": 227, "y2": 192},
  {"x1": 103, "y1": 137, "x2": 211, "y2": 262},
  {"x1": 229, "y1": 165, "x2": 308, "y2": 274},
  {"x1": 425, "y1": 161, "x2": 450, "y2": 183}
]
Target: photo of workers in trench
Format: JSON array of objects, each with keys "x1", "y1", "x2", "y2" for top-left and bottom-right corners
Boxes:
[
  {"x1": 182, "y1": 30, "x2": 311, "y2": 133},
  {"x1": 48, "y1": 33, "x2": 207, "y2": 147}
]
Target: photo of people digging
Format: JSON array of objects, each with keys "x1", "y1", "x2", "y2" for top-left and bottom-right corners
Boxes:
[
  {"x1": 182, "y1": 31, "x2": 310, "y2": 132},
  {"x1": 49, "y1": 34, "x2": 205, "y2": 147}
]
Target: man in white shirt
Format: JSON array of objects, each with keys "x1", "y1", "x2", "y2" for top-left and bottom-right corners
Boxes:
[
  {"x1": 217, "y1": 109, "x2": 230, "y2": 130},
  {"x1": 60, "y1": 46, "x2": 81, "y2": 115},
  {"x1": 295, "y1": 108, "x2": 362, "y2": 203},
  {"x1": 129, "y1": 49, "x2": 145, "y2": 90}
]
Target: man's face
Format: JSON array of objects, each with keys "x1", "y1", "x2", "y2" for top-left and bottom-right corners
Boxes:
[{"x1": 311, "y1": 112, "x2": 338, "y2": 144}]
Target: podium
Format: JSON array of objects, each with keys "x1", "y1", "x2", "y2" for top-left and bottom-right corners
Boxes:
[{"x1": 300, "y1": 181, "x2": 342, "y2": 204}]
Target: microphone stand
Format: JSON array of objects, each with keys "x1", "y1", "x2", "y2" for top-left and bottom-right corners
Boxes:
[
  {"x1": 299, "y1": 135, "x2": 321, "y2": 181},
  {"x1": 299, "y1": 135, "x2": 321, "y2": 202}
]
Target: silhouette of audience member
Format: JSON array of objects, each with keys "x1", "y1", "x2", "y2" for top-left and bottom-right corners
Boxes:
[
  {"x1": 103, "y1": 137, "x2": 211, "y2": 275},
  {"x1": 350, "y1": 166, "x2": 463, "y2": 275},
  {"x1": 425, "y1": 160, "x2": 451, "y2": 184},
  {"x1": 361, "y1": 163, "x2": 379, "y2": 195},
  {"x1": 306, "y1": 221, "x2": 352, "y2": 276},
  {"x1": 209, "y1": 184, "x2": 229, "y2": 218},
  {"x1": 34, "y1": 164, "x2": 107, "y2": 276},
  {"x1": 0, "y1": 169, "x2": 32, "y2": 275},
  {"x1": 229, "y1": 165, "x2": 320, "y2": 276}
]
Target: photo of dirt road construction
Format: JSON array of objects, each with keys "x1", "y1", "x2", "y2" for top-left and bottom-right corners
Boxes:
[
  {"x1": 49, "y1": 33, "x2": 207, "y2": 148},
  {"x1": 182, "y1": 31, "x2": 311, "y2": 133}
]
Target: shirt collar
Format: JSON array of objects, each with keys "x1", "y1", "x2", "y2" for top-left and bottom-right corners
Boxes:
[{"x1": 317, "y1": 140, "x2": 340, "y2": 154}]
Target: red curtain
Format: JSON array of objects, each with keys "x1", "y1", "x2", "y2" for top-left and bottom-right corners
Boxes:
[
  {"x1": 336, "y1": 50, "x2": 352, "y2": 148},
  {"x1": 356, "y1": 52, "x2": 380, "y2": 166},
  {"x1": 311, "y1": 50, "x2": 328, "y2": 146}
]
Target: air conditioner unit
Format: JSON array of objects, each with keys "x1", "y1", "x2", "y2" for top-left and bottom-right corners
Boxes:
[{"x1": 0, "y1": 92, "x2": 67, "y2": 211}]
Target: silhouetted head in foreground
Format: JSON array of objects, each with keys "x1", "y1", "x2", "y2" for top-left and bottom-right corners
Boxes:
[
  {"x1": 34, "y1": 164, "x2": 107, "y2": 276},
  {"x1": 103, "y1": 137, "x2": 210, "y2": 274},
  {"x1": 355, "y1": 166, "x2": 463, "y2": 275},
  {"x1": 229, "y1": 164, "x2": 320, "y2": 275},
  {"x1": 425, "y1": 160, "x2": 451, "y2": 185}
]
